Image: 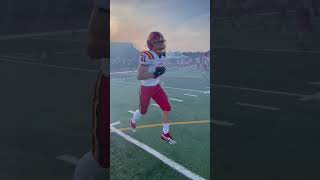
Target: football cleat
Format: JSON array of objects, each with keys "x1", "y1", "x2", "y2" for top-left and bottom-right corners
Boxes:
[
  {"x1": 161, "y1": 132, "x2": 176, "y2": 144},
  {"x1": 129, "y1": 118, "x2": 136, "y2": 132}
]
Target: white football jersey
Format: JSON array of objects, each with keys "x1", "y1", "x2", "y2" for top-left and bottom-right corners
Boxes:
[{"x1": 138, "y1": 50, "x2": 166, "y2": 86}]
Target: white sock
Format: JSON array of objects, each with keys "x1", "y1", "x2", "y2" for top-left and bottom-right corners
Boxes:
[
  {"x1": 132, "y1": 109, "x2": 142, "y2": 123},
  {"x1": 163, "y1": 123, "x2": 169, "y2": 134},
  {"x1": 73, "y1": 151, "x2": 104, "y2": 180}
]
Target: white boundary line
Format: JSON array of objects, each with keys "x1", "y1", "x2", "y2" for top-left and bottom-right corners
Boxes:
[
  {"x1": 299, "y1": 92, "x2": 320, "y2": 101},
  {"x1": 56, "y1": 154, "x2": 79, "y2": 165},
  {"x1": 3, "y1": 56, "x2": 311, "y2": 99},
  {"x1": 215, "y1": 46, "x2": 320, "y2": 54},
  {"x1": 30, "y1": 37, "x2": 82, "y2": 43},
  {"x1": 308, "y1": 82, "x2": 320, "y2": 85},
  {"x1": 169, "y1": 98, "x2": 184, "y2": 102},
  {"x1": 214, "y1": 84, "x2": 307, "y2": 97},
  {"x1": 235, "y1": 102, "x2": 280, "y2": 111},
  {"x1": 56, "y1": 50, "x2": 80, "y2": 55},
  {"x1": 152, "y1": 104, "x2": 160, "y2": 108},
  {"x1": 111, "y1": 121, "x2": 120, "y2": 126},
  {"x1": 212, "y1": 120, "x2": 235, "y2": 126},
  {"x1": 164, "y1": 75, "x2": 204, "y2": 79},
  {"x1": 110, "y1": 125, "x2": 206, "y2": 180},
  {"x1": 114, "y1": 80, "x2": 208, "y2": 93},
  {"x1": 110, "y1": 71, "x2": 136, "y2": 74},
  {"x1": 0, "y1": 55, "x2": 39, "y2": 62},
  {"x1": 0, "y1": 58, "x2": 98, "y2": 73},
  {"x1": 184, "y1": 94, "x2": 198, "y2": 97},
  {"x1": 0, "y1": 29, "x2": 87, "y2": 40}
]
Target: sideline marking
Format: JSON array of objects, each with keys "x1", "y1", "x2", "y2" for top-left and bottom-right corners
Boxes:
[
  {"x1": 116, "y1": 120, "x2": 233, "y2": 132},
  {"x1": 184, "y1": 94, "x2": 198, "y2": 97},
  {"x1": 152, "y1": 104, "x2": 160, "y2": 108},
  {"x1": 236, "y1": 102, "x2": 280, "y2": 111},
  {"x1": 214, "y1": 84, "x2": 307, "y2": 97},
  {"x1": 111, "y1": 125, "x2": 206, "y2": 180},
  {"x1": 0, "y1": 29, "x2": 87, "y2": 40},
  {"x1": 169, "y1": 98, "x2": 184, "y2": 102},
  {"x1": 308, "y1": 82, "x2": 320, "y2": 85}
]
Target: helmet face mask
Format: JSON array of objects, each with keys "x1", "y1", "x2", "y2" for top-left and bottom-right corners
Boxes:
[{"x1": 147, "y1": 32, "x2": 166, "y2": 52}]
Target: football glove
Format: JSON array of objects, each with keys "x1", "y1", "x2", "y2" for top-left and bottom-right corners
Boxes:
[{"x1": 153, "y1": 66, "x2": 166, "y2": 78}]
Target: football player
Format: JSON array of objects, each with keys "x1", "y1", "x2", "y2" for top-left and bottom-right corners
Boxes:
[
  {"x1": 129, "y1": 31, "x2": 176, "y2": 144},
  {"x1": 73, "y1": 0, "x2": 109, "y2": 179}
]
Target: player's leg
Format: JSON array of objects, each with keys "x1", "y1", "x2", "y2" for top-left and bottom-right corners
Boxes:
[
  {"x1": 152, "y1": 85, "x2": 175, "y2": 144},
  {"x1": 130, "y1": 85, "x2": 152, "y2": 131}
]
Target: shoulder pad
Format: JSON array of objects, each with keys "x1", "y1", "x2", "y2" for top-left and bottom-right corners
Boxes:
[{"x1": 141, "y1": 51, "x2": 154, "y2": 60}]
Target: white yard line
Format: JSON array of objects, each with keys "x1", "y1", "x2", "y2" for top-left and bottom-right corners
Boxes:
[
  {"x1": 203, "y1": 91, "x2": 210, "y2": 94},
  {"x1": 114, "y1": 80, "x2": 208, "y2": 93},
  {"x1": 169, "y1": 98, "x2": 184, "y2": 102},
  {"x1": 165, "y1": 75, "x2": 204, "y2": 79},
  {"x1": 30, "y1": 37, "x2": 82, "y2": 43},
  {"x1": 3, "y1": 56, "x2": 310, "y2": 100},
  {"x1": 236, "y1": 102, "x2": 280, "y2": 111},
  {"x1": 183, "y1": 94, "x2": 198, "y2": 97},
  {"x1": 0, "y1": 58, "x2": 98, "y2": 73},
  {"x1": 110, "y1": 126, "x2": 206, "y2": 180},
  {"x1": 0, "y1": 55, "x2": 39, "y2": 61},
  {"x1": 128, "y1": 110, "x2": 135, "y2": 114},
  {"x1": 299, "y1": 92, "x2": 320, "y2": 101},
  {"x1": 0, "y1": 29, "x2": 87, "y2": 40},
  {"x1": 308, "y1": 82, "x2": 320, "y2": 85},
  {"x1": 214, "y1": 84, "x2": 307, "y2": 97},
  {"x1": 152, "y1": 104, "x2": 160, "y2": 108},
  {"x1": 215, "y1": 46, "x2": 320, "y2": 54},
  {"x1": 56, "y1": 154, "x2": 79, "y2": 165},
  {"x1": 212, "y1": 120, "x2": 235, "y2": 126},
  {"x1": 165, "y1": 86, "x2": 208, "y2": 94},
  {"x1": 56, "y1": 50, "x2": 80, "y2": 55},
  {"x1": 111, "y1": 121, "x2": 120, "y2": 126},
  {"x1": 110, "y1": 71, "x2": 136, "y2": 74}
]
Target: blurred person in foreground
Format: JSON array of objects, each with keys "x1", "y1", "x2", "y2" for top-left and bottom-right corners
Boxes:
[{"x1": 73, "y1": 0, "x2": 109, "y2": 179}]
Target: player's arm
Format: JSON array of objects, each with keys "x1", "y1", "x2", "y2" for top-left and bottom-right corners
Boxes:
[
  {"x1": 137, "y1": 64, "x2": 155, "y2": 80},
  {"x1": 87, "y1": 0, "x2": 108, "y2": 59}
]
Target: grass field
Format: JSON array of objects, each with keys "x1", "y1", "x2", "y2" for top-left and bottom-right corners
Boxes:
[
  {"x1": 213, "y1": 12, "x2": 320, "y2": 180},
  {"x1": 0, "y1": 30, "x2": 106, "y2": 180},
  {"x1": 0, "y1": 30, "x2": 211, "y2": 180},
  {"x1": 110, "y1": 68, "x2": 211, "y2": 179}
]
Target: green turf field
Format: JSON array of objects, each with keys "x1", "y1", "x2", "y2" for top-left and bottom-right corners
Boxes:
[
  {"x1": 0, "y1": 30, "x2": 107, "y2": 180},
  {"x1": 214, "y1": 12, "x2": 320, "y2": 180},
  {"x1": 110, "y1": 68, "x2": 211, "y2": 179},
  {"x1": 0, "y1": 30, "x2": 211, "y2": 179}
]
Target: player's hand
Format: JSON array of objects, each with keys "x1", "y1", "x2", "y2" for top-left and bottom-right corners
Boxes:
[{"x1": 153, "y1": 66, "x2": 166, "y2": 78}]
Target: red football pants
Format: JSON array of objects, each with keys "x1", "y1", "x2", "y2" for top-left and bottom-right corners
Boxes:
[{"x1": 139, "y1": 84, "x2": 171, "y2": 114}]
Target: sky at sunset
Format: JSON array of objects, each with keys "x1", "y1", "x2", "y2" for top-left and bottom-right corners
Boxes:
[{"x1": 110, "y1": 0, "x2": 210, "y2": 52}]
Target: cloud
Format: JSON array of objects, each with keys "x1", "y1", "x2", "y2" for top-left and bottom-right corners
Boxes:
[{"x1": 110, "y1": 0, "x2": 210, "y2": 51}]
